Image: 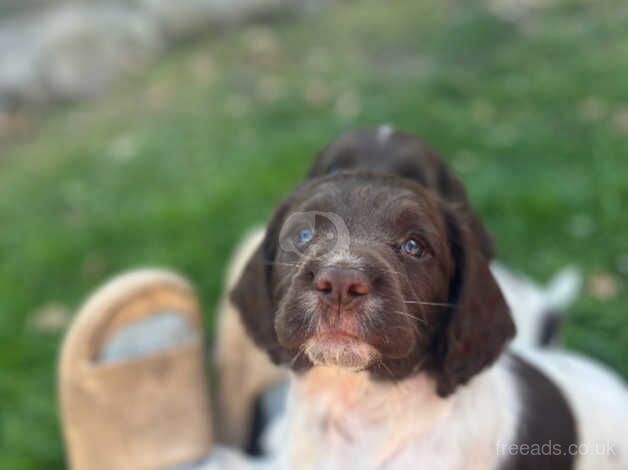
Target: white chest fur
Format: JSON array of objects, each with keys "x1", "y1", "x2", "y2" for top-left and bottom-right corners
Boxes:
[
  {"x1": 273, "y1": 361, "x2": 520, "y2": 470},
  {"x1": 201, "y1": 350, "x2": 627, "y2": 470}
]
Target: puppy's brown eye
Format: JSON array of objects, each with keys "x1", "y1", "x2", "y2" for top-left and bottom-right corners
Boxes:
[{"x1": 400, "y1": 237, "x2": 427, "y2": 258}]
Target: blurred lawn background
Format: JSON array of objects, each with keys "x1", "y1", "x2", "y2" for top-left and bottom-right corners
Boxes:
[{"x1": 1, "y1": 0, "x2": 628, "y2": 467}]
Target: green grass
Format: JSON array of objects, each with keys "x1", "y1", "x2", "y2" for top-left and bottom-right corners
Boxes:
[{"x1": 1, "y1": 0, "x2": 627, "y2": 467}]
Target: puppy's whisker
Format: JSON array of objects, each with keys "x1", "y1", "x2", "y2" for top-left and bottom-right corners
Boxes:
[
  {"x1": 290, "y1": 346, "x2": 306, "y2": 367},
  {"x1": 391, "y1": 310, "x2": 428, "y2": 325},
  {"x1": 378, "y1": 359, "x2": 394, "y2": 378},
  {"x1": 375, "y1": 359, "x2": 403, "y2": 389},
  {"x1": 264, "y1": 261, "x2": 303, "y2": 268},
  {"x1": 276, "y1": 272, "x2": 301, "y2": 290},
  {"x1": 403, "y1": 300, "x2": 455, "y2": 308},
  {"x1": 390, "y1": 310, "x2": 418, "y2": 320}
]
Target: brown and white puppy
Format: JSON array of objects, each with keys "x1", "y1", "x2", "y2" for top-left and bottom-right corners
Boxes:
[
  {"x1": 213, "y1": 126, "x2": 497, "y2": 448},
  {"x1": 224, "y1": 179, "x2": 626, "y2": 470},
  {"x1": 212, "y1": 127, "x2": 576, "y2": 448},
  {"x1": 210, "y1": 128, "x2": 627, "y2": 469}
]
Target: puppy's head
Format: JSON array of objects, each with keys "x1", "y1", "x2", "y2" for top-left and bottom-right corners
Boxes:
[
  {"x1": 231, "y1": 172, "x2": 514, "y2": 396},
  {"x1": 308, "y1": 127, "x2": 495, "y2": 258}
]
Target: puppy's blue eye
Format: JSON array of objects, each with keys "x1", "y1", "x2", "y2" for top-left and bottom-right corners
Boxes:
[
  {"x1": 296, "y1": 228, "x2": 313, "y2": 246},
  {"x1": 400, "y1": 237, "x2": 427, "y2": 257}
]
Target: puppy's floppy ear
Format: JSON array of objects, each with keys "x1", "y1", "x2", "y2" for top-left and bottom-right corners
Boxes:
[
  {"x1": 229, "y1": 204, "x2": 290, "y2": 364},
  {"x1": 432, "y1": 206, "x2": 515, "y2": 397}
]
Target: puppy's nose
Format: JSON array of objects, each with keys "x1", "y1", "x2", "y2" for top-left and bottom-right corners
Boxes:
[{"x1": 313, "y1": 268, "x2": 370, "y2": 306}]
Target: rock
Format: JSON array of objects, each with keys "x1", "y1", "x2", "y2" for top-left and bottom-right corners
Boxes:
[
  {"x1": 0, "y1": 0, "x2": 337, "y2": 114},
  {"x1": 136, "y1": 0, "x2": 290, "y2": 39},
  {"x1": 0, "y1": 17, "x2": 48, "y2": 110},
  {"x1": 0, "y1": 4, "x2": 162, "y2": 110},
  {"x1": 35, "y1": 4, "x2": 162, "y2": 103}
]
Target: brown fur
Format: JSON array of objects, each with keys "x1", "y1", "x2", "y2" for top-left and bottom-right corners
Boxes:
[{"x1": 308, "y1": 127, "x2": 494, "y2": 258}]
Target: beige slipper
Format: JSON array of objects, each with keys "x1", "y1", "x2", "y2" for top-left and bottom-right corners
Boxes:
[{"x1": 58, "y1": 269, "x2": 213, "y2": 470}]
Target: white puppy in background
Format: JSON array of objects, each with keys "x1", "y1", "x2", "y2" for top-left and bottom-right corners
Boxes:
[{"x1": 491, "y1": 261, "x2": 582, "y2": 350}]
